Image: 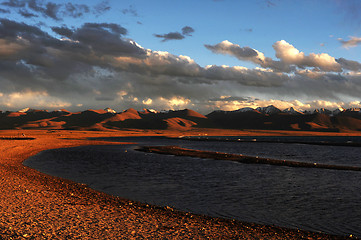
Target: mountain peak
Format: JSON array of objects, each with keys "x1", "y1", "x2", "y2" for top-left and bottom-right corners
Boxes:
[
  {"x1": 124, "y1": 108, "x2": 139, "y2": 115},
  {"x1": 104, "y1": 108, "x2": 116, "y2": 114},
  {"x1": 313, "y1": 108, "x2": 332, "y2": 115},
  {"x1": 256, "y1": 105, "x2": 281, "y2": 115},
  {"x1": 283, "y1": 107, "x2": 304, "y2": 115}
]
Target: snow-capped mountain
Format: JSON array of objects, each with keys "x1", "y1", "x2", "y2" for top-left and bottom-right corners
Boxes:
[
  {"x1": 282, "y1": 107, "x2": 304, "y2": 115},
  {"x1": 17, "y1": 108, "x2": 46, "y2": 113},
  {"x1": 234, "y1": 107, "x2": 254, "y2": 113},
  {"x1": 345, "y1": 108, "x2": 361, "y2": 113},
  {"x1": 104, "y1": 107, "x2": 117, "y2": 114},
  {"x1": 18, "y1": 107, "x2": 31, "y2": 113},
  {"x1": 256, "y1": 105, "x2": 281, "y2": 115},
  {"x1": 332, "y1": 107, "x2": 345, "y2": 116}
]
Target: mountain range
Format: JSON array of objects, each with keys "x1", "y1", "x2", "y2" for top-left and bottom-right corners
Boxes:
[{"x1": 1, "y1": 105, "x2": 361, "y2": 132}]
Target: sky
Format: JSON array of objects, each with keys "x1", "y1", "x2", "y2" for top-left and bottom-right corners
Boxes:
[{"x1": 1, "y1": 0, "x2": 361, "y2": 113}]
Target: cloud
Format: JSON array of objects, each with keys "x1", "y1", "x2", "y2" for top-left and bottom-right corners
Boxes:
[
  {"x1": 18, "y1": 9, "x2": 38, "y2": 18},
  {"x1": 2, "y1": 18, "x2": 361, "y2": 113},
  {"x1": 206, "y1": 40, "x2": 343, "y2": 72},
  {"x1": 64, "y1": 3, "x2": 90, "y2": 18},
  {"x1": 1, "y1": 0, "x2": 25, "y2": 7},
  {"x1": 205, "y1": 40, "x2": 292, "y2": 72},
  {"x1": 51, "y1": 26, "x2": 73, "y2": 38},
  {"x1": 122, "y1": 5, "x2": 137, "y2": 17},
  {"x1": 142, "y1": 98, "x2": 153, "y2": 105},
  {"x1": 339, "y1": 36, "x2": 361, "y2": 49},
  {"x1": 154, "y1": 26, "x2": 195, "y2": 42},
  {"x1": 93, "y1": 0, "x2": 111, "y2": 16},
  {"x1": 0, "y1": 90, "x2": 71, "y2": 109},
  {"x1": 0, "y1": 8, "x2": 10, "y2": 13},
  {"x1": 205, "y1": 40, "x2": 259, "y2": 59},
  {"x1": 273, "y1": 40, "x2": 341, "y2": 72},
  {"x1": 1, "y1": 0, "x2": 110, "y2": 20},
  {"x1": 154, "y1": 32, "x2": 185, "y2": 42},
  {"x1": 336, "y1": 58, "x2": 361, "y2": 71},
  {"x1": 265, "y1": 0, "x2": 277, "y2": 7},
  {"x1": 27, "y1": 0, "x2": 61, "y2": 20},
  {"x1": 182, "y1": 26, "x2": 194, "y2": 36}
]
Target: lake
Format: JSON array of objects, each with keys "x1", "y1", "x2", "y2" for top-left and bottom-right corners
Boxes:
[{"x1": 24, "y1": 136, "x2": 361, "y2": 237}]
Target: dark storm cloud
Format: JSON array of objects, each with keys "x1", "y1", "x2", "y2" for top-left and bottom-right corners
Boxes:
[
  {"x1": 18, "y1": 9, "x2": 38, "y2": 18},
  {"x1": 0, "y1": 17, "x2": 290, "y2": 106},
  {"x1": 0, "y1": 18, "x2": 46, "y2": 38},
  {"x1": 51, "y1": 26, "x2": 73, "y2": 38},
  {"x1": 64, "y1": 3, "x2": 90, "y2": 18},
  {"x1": 336, "y1": 58, "x2": 361, "y2": 71},
  {"x1": 181, "y1": 26, "x2": 194, "y2": 36},
  {"x1": 2, "y1": 0, "x2": 109, "y2": 20},
  {"x1": 28, "y1": 0, "x2": 61, "y2": 20},
  {"x1": 0, "y1": 18, "x2": 145, "y2": 83},
  {"x1": 0, "y1": 8, "x2": 10, "y2": 13},
  {"x1": 71, "y1": 23, "x2": 146, "y2": 57},
  {"x1": 81, "y1": 23, "x2": 127, "y2": 36},
  {"x1": 205, "y1": 41, "x2": 258, "y2": 58},
  {"x1": 154, "y1": 32, "x2": 184, "y2": 42},
  {"x1": 209, "y1": 96, "x2": 250, "y2": 101},
  {"x1": 93, "y1": 0, "x2": 111, "y2": 16},
  {"x1": 43, "y1": 2, "x2": 62, "y2": 20},
  {"x1": 154, "y1": 26, "x2": 195, "y2": 42},
  {"x1": 1, "y1": 0, "x2": 25, "y2": 7}
]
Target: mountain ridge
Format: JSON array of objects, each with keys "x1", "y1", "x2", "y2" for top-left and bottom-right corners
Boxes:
[{"x1": 1, "y1": 106, "x2": 361, "y2": 132}]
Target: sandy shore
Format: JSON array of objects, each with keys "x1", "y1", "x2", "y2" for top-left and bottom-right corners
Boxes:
[{"x1": 0, "y1": 129, "x2": 356, "y2": 239}]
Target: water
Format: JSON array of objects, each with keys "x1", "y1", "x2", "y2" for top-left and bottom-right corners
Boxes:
[{"x1": 24, "y1": 136, "x2": 361, "y2": 237}]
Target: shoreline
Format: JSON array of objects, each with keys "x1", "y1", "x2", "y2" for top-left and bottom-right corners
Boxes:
[
  {"x1": 0, "y1": 129, "x2": 356, "y2": 239},
  {"x1": 136, "y1": 145, "x2": 361, "y2": 171}
]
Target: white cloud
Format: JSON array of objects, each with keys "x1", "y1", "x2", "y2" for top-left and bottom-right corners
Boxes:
[
  {"x1": 157, "y1": 96, "x2": 192, "y2": 110},
  {"x1": 272, "y1": 40, "x2": 341, "y2": 72},
  {"x1": 206, "y1": 39, "x2": 343, "y2": 72},
  {"x1": 142, "y1": 98, "x2": 153, "y2": 105},
  {"x1": 117, "y1": 90, "x2": 128, "y2": 97},
  {"x1": 0, "y1": 90, "x2": 71, "y2": 109}
]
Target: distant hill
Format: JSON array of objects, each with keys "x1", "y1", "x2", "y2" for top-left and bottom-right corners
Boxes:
[{"x1": 1, "y1": 106, "x2": 361, "y2": 132}]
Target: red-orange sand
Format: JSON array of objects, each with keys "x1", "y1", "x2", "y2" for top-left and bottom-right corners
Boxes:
[{"x1": 0, "y1": 129, "x2": 357, "y2": 239}]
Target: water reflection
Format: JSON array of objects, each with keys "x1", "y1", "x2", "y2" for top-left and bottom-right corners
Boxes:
[{"x1": 24, "y1": 137, "x2": 361, "y2": 237}]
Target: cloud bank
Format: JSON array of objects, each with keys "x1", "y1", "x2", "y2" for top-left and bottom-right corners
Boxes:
[
  {"x1": 1, "y1": 12, "x2": 361, "y2": 113},
  {"x1": 0, "y1": 0, "x2": 110, "y2": 20}
]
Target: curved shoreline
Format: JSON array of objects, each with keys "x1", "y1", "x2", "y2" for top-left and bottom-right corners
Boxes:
[{"x1": 0, "y1": 130, "x2": 355, "y2": 239}]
